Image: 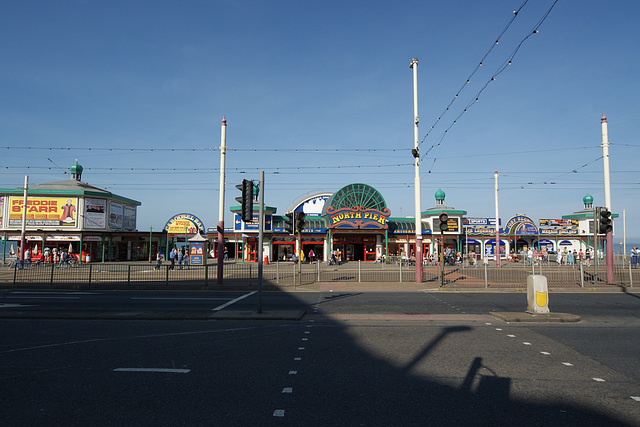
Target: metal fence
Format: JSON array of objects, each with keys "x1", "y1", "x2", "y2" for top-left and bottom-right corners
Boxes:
[{"x1": 1, "y1": 260, "x2": 638, "y2": 289}]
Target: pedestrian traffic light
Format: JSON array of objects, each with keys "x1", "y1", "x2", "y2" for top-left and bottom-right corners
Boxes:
[
  {"x1": 296, "y1": 211, "x2": 306, "y2": 233},
  {"x1": 235, "y1": 179, "x2": 253, "y2": 222},
  {"x1": 598, "y1": 207, "x2": 612, "y2": 234},
  {"x1": 439, "y1": 213, "x2": 449, "y2": 232},
  {"x1": 284, "y1": 212, "x2": 294, "y2": 235}
]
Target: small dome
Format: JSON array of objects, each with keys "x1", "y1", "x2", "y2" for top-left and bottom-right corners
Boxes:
[
  {"x1": 70, "y1": 160, "x2": 83, "y2": 175},
  {"x1": 583, "y1": 194, "x2": 593, "y2": 204},
  {"x1": 435, "y1": 188, "x2": 446, "y2": 201}
]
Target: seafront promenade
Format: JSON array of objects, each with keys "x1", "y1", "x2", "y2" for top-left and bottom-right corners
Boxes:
[{"x1": 1, "y1": 259, "x2": 638, "y2": 291}]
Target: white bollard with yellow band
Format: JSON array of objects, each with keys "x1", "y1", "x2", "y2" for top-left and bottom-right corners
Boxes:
[{"x1": 527, "y1": 275, "x2": 550, "y2": 314}]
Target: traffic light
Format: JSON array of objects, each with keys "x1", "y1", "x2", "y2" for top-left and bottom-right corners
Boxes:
[
  {"x1": 284, "y1": 212, "x2": 294, "y2": 235},
  {"x1": 296, "y1": 211, "x2": 306, "y2": 233},
  {"x1": 235, "y1": 179, "x2": 253, "y2": 222},
  {"x1": 439, "y1": 213, "x2": 449, "y2": 232},
  {"x1": 599, "y1": 207, "x2": 612, "y2": 234}
]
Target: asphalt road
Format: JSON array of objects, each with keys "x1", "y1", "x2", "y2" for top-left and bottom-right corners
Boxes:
[{"x1": 1, "y1": 290, "x2": 639, "y2": 426}]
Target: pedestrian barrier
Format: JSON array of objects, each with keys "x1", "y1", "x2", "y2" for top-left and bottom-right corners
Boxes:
[{"x1": 0, "y1": 260, "x2": 637, "y2": 289}]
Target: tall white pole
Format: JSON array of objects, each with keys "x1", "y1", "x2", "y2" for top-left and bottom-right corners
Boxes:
[
  {"x1": 410, "y1": 58, "x2": 423, "y2": 283},
  {"x1": 601, "y1": 113, "x2": 611, "y2": 210},
  {"x1": 494, "y1": 169, "x2": 500, "y2": 267},
  {"x1": 20, "y1": 175, "x2": 28, "y2": 263},
  {"x1": 601, "y1": 113, "x2": 614, "y2": 283},
  {"x1": 217, "y1": 116, "x2": 227, "y2": 284}
]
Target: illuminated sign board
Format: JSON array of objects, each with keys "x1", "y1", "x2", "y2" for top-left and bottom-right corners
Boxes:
[
  {"x1": 164, "y1": 213, "x2": 205, "y2": 234},
  {"x1": 325, "y1": 206, "x2": 390, "y2": 230}
]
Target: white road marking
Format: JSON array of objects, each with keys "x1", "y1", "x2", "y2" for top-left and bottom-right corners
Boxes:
[
  {"x1": 212, "y1": 291, "x2": 257, "y2": 311},
  {"x1": 11, "y1": 291, "x2": 96, "y2": 295},
  {"x1": 593, "y1": 378, "x2": 605, "y2": 382},
  {"x1": 294, "y1": 357, "x2": 301, "y2": 361},
  {"x1": 132, "y1": 297, "x2": 230, "y2": 301},
  {"x1": 495, "y1": 328, "x2": 502, "y2": 331},
  {"x1": 507, "y1": 334, "x2": 516, "y2": 338},
  {"x1": 631, "y1": 396, "x2": 640, "y2": 402},
  {"x1": 289, "y1": 371, "x2": 297, "y2": 375},
  {"x1": 282, "y1": 388, "x2": 293, "y2": 393},
  {"x1": 113, "y1": 368, "x2": 190, "y2": 373},
  {"x1": 0, "y1": 303, "x2": 37, "y2": 308},
  {"x1": 298, "y1": 347, "x2": 305, "y2": 350},
  {"x1": 540, "y1": 352, "x2": 551, "y2": 355},
  {"x1": 523, "y1": 342, "x2": 531, "y2": 345},
  {"x1": 302, "y1": 338, "x2": 308, "y2": 341},
  {"x1": 7, "y1": 296, "x2": 79, "y2": 300},
  {"x1": 273, "y1": 410, "x2": 285, "y2": 417},
  {"x1": 562, "y1": 362, "x2": 573, "y2": 366}
]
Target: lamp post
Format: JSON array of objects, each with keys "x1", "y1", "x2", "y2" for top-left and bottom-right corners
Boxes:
[{"x1": 410, "y1": 57, "x2": 423, "y2": 283}]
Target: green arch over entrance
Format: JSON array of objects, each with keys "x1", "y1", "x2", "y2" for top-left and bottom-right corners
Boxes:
[{"x1": 326, "y1": 183, "x2": 387, "y2": 211}]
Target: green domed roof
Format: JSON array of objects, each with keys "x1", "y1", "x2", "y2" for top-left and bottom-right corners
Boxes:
[
  {"x1": 70, "y1": 160, "x2": 83, "y2": 175},
  {"x1": 583, "y1": 194, "x2": 593, "y2": 204},
  {"x1": 435, "y1": 188, "x2": 445, "y2": 201}
]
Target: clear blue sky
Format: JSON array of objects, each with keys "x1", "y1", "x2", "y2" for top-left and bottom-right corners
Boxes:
[{"x1": 2, "y1": 1, "x2": 639, "y2": 240}]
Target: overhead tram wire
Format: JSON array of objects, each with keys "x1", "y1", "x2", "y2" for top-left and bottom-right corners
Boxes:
[
  {"x1": 421, "y1": 0, "x2": 531, "y2": 145},
  {"x1": 418, "y1": 0, "x2": 560, "y2": 167}
]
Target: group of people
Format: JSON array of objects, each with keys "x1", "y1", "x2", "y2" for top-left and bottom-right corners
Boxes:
[
  {"x1": 508, "y1": 248, "x2": 592, "y2": 266},
  {"x1": 12, "y1": 247, "x2": 76, "y2": 269},
  {"x1": 155, "y1": 248, "x2": 189, "y2": 270}
]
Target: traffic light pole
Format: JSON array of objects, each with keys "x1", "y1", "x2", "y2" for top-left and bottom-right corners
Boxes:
[{"x1": 257, "y1": 171, "x2": 264, "y2": 313}]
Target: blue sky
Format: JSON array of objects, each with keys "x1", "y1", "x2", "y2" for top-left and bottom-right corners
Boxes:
[{"x1": 2, "y1": 0, "x2": 639, "y2": 240}]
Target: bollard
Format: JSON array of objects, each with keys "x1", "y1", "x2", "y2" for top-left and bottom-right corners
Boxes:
[{"x1": 527, "y1": 275, "x2": 550, "y2": 314}]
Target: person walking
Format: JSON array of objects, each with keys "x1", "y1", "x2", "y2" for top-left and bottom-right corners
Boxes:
[
  {"x1": 177, "y1": 248, "x2": 184, "y2": 269},
  {"x1": 169, "y1": 248, "x2": 176, "y2": 270},
  {"x1": 631, "y1": 247, "x2": 638, "y2": 268},
  {"x1": 57, "y1": 249, "x2": 69, "y2": 268},
  {"x1": 154, "y1": 252, "x2": 163, "y2": 270}
]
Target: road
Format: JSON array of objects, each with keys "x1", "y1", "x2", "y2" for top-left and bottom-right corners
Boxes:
[{"x1": 1, "y1": 289, "x2": 639, "y2": 426}]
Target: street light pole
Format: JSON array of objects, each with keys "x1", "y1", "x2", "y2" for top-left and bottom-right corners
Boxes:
[
  {"x1": 494, "y1": 170, "x2": 500, "y2": 267},
  {"x1": 601, "y1": 113, "x2": 614, "y2": 283},
  {"x1": 217, "y1": 116, "x2": 227, "y2": 284},
  {"x1": 410, "y1": 58, "x2": 423, "y2": 283}
]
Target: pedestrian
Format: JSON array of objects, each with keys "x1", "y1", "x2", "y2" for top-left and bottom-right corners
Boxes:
[
  {"x1": 556, "y1": 250, "x2": 562, "y2": 265},
  {"x1": 57, "y1": 249, "x2": 68, "y2": 268},
  {"x1": 177, "y1": 248, "x2": 184, "y2": 269},
  {"x1": 223, "y1": 246, "x2": 228, "y2": 261},
  {"x1": 631, "y1": 247, "x2": 638, "y2": 268},
  {"x1": 308, "y1": 249, "x2": 315, "y2": 263},
  {"x1": 585, "y1": 249, "x2": 591, "y2": 266},
  {"x1": 527, "y1": 248, "x2": 533, "y2": 265},
  {"x1": 567, "y1": 250, "x2": 574, "y2": 265},
  {"x1": 169, "y1": 248, "x2": 176, "y2": 270},
  {"x1": 154, "y1": 252, "x2": 162, "y2": 270},
  {"x1": 24, "y1": 248, "x2": 31, "y2": 268}
]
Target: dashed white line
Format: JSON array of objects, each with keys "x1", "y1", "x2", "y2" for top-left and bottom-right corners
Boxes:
[
  {"x1": 523, "y1": 342, "x2": 532, "y2": 345},
  {"x1": 562, "y1": 362, "x2": 574, "y2": 367},
  {"x1": 540, "y1": 352, "x2": 551, "y2": 355},
  {"x1": 289, "y1": 371, "x2": 297, "y2": 375},
  {"x1": 507, "y1": 334, "x2": 516, "y2": 338},
  {"x1": 273, "y1": 410, "x2": 285, "y2": 417},
  {"x1": 294, "y1": 357, "x2": 301, "y2": 361},
  {"x1": 113, "y1": 368, "x2": 190, "y2": 373},
  {"x1": 593, "y1": 378, "x2": 605, "y2": 382},
  {"x1": 282, "y1": 388, "x2": 293, "y2": 393},
  {"x1": 631, "y1": 396, "x2": 640, "y2": 402}
]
